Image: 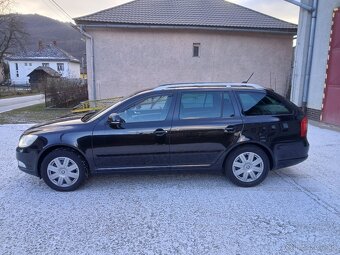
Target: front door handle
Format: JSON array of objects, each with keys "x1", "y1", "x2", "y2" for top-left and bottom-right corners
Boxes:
[
  {"x1": 154, "y1": 128, "x2": 168, "y2": 136},
  {"x1": 225, "y1": 125, "x2": 236, "y2": 133}
]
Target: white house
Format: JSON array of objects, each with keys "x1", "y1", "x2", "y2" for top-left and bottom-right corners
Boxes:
[{"x1": 6, "y1": 42, "x2": 80, "y2": 85}]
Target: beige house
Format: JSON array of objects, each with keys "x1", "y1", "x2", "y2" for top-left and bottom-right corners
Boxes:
[{"x1": 75, "y1": 0, "x2": 297, "y2": 100}]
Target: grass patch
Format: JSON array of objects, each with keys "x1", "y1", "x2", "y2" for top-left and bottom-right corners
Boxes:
[{"x1": 0, "y1": 104, "x2": 72, "y2": 124}]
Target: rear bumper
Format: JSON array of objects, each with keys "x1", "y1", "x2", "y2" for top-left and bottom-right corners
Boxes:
[
  {"x1": 273, "y1": 139, "x2": 309, "y2": 169},
  {"x1": 16, "y1": 147, "x2": 40, "y2": 177}
]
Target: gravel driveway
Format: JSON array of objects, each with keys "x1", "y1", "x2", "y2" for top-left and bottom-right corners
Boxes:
[{"x1": 0, "y1": 124, "x2": 339, "y2": 255}]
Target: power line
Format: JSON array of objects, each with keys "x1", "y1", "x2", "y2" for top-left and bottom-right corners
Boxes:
[
  {"x1": 47, "y1": 0, "x2": 74, "y2": 22},
  {"x1": 42, "y1": 0, "x2": 68, "y2": 22}
]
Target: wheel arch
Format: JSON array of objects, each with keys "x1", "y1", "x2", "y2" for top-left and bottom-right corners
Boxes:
[
  {"x1": 37, "y1": 144, "x2": 90, "y2": 177},
  {"x1": 222, "y1": 142, "x2": 274, "y2": 170}
]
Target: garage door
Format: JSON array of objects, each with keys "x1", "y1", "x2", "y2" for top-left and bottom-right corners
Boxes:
[{"x1": 322, "y1": 8, "x2": 340, "y2": 126}]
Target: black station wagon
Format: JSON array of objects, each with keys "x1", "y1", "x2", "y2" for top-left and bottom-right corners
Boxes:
[{"x1": 16, "y1": 83, "x2": 309, "y2": 191}]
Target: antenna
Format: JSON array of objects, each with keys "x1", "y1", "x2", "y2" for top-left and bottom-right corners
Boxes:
[{"x1": 242, "y1": 72, "x2": 254, "y2": 83}]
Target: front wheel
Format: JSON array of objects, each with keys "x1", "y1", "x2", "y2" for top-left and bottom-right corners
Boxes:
[
  {"x1": 225, "y1": 145, "x2": 269, "y2": 187},
  {"x1": 41, "y1": 148, "x2": 88, "y2": 191}
]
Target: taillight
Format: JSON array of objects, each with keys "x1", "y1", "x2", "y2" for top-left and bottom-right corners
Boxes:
[{"x1": 300, "y1": 116, "x2": 308, "y2": 137}]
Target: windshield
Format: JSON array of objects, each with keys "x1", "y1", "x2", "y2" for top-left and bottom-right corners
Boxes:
[
  {"x1": 81, "y1": 89, "x2": 153, "y2": 122},
  {"x1": 81, "y1": 99, "x2": 125, "y2": 122}
]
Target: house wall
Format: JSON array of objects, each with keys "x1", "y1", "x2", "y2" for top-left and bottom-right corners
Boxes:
[
  {"x1": 308, "y1": 0, "x2": 340, "y2": 111},
  {"x1": 292, "y1": 0, "x2": 340, "y2": 112},
  {"x1": 86, "y1": 28, "x2": 294, "y2": 100},
  {"x1": 8, "y1": 60, "x2": 80, "y2": 85},
  {"x1": 68, "y1": 62, "x2": 81, "y2": 79}
]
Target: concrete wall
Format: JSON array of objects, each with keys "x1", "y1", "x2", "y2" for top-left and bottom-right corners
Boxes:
[
  {"x1": 290, "y1": 0, "x2": 313, "y2": 107},
  {"x1": 86, "y1": 28, "x2": 294, "y2": 100},
  {"x1": 8, "y1": 60, "x2": 80, "y2": 85},
  {"x1": 292, "y1": 0, "x2": 340, "y2": 110},
  {"x1": 309, "y1": 0, "x2": 340, "y2": 110}
]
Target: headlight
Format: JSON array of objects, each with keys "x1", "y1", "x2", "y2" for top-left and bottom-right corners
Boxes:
[{"x1": 18, "y1": 135, "x2": 38, "y2": 148}]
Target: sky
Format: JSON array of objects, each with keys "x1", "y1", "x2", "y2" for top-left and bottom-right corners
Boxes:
[{"x1": 12, "y1": 0, "x2": 300, "y2": 24}]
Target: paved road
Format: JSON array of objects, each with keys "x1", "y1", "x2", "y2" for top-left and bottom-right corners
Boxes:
[
  {"x1": 0, "y1": 124, "x2": 339, "y2": 255},
  {"x1": 0, "y1": 94, "x2": 45, "y2": 113}
]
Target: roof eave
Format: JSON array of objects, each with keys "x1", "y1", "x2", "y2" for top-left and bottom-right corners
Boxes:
[
  {"x1": 5, "y1": 57, "x2": 80, "y2": 63},
  {"x1": 75, "y1": 21, "x2": 297, "y2": 35}
]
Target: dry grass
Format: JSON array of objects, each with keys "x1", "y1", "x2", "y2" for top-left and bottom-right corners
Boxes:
[{"x1": 0, "y1": 103, "x2": 72, "y2": 124}]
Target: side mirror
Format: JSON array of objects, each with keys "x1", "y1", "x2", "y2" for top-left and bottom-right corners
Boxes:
[{"x1": 108, "y1": 113, "x2": 125, "y2": 128}]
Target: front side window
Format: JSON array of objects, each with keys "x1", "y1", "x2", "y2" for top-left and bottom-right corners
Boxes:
[
  {"x1": 119, "y1": 95, "x2": 172, "y2": 123},
  {"x1": 237, "y1": 92, "x2": 291, "y2": 116},
  {"x1": 180, "y1": 92, "x2": 222, "y2": 119}
]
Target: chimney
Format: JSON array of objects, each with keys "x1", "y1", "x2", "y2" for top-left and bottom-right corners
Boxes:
[
  {"x1": 53, "y1": 40, "x2": 57, "y2": 46},
  {"x1": 38, "y1": 41, "x2": 43, "y2": 50}
]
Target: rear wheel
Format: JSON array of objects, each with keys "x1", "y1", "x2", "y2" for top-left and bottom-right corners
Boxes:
[
  {"x1": 225, "y1": 145, "x2": 269, "y2": 187},
  {"x1": 41, "y1": 148, "x2": 88, "y2": 191}
]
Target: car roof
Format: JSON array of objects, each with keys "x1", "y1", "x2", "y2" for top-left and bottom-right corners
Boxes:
[{"x1": 152, "y1": 82, "x2": 265, "y2": 91}]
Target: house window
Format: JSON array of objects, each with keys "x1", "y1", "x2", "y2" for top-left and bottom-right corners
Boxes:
[
  {"x1": 42, "y1": 63, "x2": 49, "y2": 67},
  {"x1": 193, "y1": 43, "x2": 200, "y2": 57},
  {"x1": 25, "y1": 63, "x2": 27, "y2": 66},
  {"x1": 15, "y1": 63, "x2": 19, "y2": 77},
  {"x1": 29, "y1": 63, "x2": 32, "y2": 66},
  {"x1": 57, "y1": 63, "x2": 64, "y2": 72}
]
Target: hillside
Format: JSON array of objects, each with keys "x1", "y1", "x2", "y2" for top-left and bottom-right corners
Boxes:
[{"x1": 8, "y1": 14, "x2": 85, "y2": 62}]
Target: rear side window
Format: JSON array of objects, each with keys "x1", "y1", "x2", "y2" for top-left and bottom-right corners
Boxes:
[
  {"x1": 237, "y1": 92, "x2": 291, "y2": 116},
  {"x1": 180, "y1": 92, "x2": 222, "y2": 119}
]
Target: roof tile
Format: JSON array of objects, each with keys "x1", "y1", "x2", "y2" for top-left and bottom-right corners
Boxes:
[
  {"x1": 75, "y1": 0, "x2": 297, "y2": 33},
  {"x1": 6, "y1": 43, "x2": 80, "y2": 63}
]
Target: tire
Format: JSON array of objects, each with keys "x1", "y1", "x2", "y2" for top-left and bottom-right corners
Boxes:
[
  {"x1": 41, "y1": 148, "x2": 88, "y2": 191},
  {"x1": 225, "y1": 145, "x2": 269, "y2": 187}
]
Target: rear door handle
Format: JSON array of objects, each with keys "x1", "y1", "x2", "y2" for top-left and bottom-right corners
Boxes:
[
  {"x1": 154, "y1": 128, "x2": 168, "y2": 136},
  {"x1": 225, "y1": 125, "x2": 236, "y2": 133}
]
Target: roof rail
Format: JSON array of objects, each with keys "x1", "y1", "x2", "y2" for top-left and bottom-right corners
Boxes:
[{"x1": 153, "y1": 82, "x2": 264, "y2": 91}]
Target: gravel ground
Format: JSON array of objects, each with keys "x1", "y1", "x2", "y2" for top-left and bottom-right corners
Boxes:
[{"x1": 0, "y1": 124, "x2": 339, "y2": 255}]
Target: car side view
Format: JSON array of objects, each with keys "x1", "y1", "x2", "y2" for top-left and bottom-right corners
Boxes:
[{"x1": 16, "y1": 83, "x2": 309, "y2": 191}]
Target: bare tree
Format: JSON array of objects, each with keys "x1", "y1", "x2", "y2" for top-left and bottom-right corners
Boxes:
[{"x1": 0, "y1": 0, "x2": 26, "y2": 62}]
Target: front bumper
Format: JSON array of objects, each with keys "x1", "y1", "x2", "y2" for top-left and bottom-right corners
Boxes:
[
  {"x1": 273, "y1": 139, "x2": 309, "y2": 169},
  {"x1": 16, "y1": 147, "x2": 40, "y2": 177}
]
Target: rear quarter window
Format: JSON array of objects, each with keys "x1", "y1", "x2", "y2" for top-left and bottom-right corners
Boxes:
[{"x1": 237, "y1": 91, "x2": 292, "y2": 116}]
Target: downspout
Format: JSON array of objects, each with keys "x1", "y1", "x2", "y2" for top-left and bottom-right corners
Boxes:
[
  {"x1": 75, "y1": 25, "x2": 97, "y2": 101},
  {"x1": 285, "y1": 0, "x2": 318, "y2": 113},
  {"x1": 302, "y1": 0, "x2": 318, "y2": 112}
]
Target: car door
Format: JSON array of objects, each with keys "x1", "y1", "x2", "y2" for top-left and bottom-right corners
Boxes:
[
  {"x1": 169, "y1": 90, "x2": 243, "y2": 169},
  {"x1": 92, "y1": 92, "x2": 175, "y2": 171}
]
